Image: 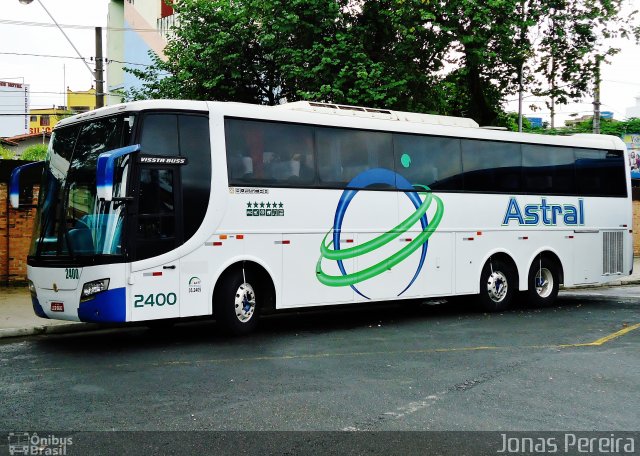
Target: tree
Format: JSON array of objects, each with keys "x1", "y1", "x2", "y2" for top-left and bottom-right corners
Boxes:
[
  {"x1": 0, "y1": 146, "x2": 15, "y2": 160},
  {"x1": 127, "y1": 0, "x2": 638, "y2": 127},
  {"x1": 20, "y1": 144, "x2": 48, "y2": 161},
  {"x1": 528, "y1": 0, "x2": 636, "y2": 128},
  {"x1": 128, "y1": 0, "x2": 351, "y2": 105},
  {"x1": 431, "y1": 0, "x2": 536, "y2": 125}
]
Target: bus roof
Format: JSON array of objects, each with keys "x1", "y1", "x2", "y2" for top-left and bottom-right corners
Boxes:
[{"x1": 54, "y1": 99, "x2": 626, "y2": 151}]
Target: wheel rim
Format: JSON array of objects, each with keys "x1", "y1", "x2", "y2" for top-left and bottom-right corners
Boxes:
[
  {"x1": 487, "y1": 270, "x2": 508, "y2": 303},
  {"x1": 534, "y1": 267, "x2": 553, "y2": 298},
  {"x1": 234, "y1": 282, "x2": 256, "y2": 323}
]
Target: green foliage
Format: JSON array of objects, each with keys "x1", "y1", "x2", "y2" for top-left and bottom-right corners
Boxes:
[
  {"x1": 125, "y1": 0, "x2": 639, "y2": 126},
  {"x1": 0, "y1": 146, "x2": 16, "y2": 160},
  {"x1": 20, "y1": 144, "x2": 48, "y2": 161},
  {"x1": 525, "y1": 117, "x2": 640, "y2": 136}
]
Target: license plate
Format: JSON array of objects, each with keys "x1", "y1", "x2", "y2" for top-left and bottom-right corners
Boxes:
[{"x1": 50, "y1": 302, "x2": 64, "y2": 312}]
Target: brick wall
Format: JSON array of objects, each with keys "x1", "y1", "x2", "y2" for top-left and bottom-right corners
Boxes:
[{"x1": 0, "y1": 183, "x2": 39, "y2": 285}]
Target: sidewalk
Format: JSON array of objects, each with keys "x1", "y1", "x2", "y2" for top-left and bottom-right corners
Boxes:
[
  {"x1": 0, "y1": 288, "x2": 99, "y2": 339},
  {"x1": 2, "y1": 259, "x2": 640, "y2": 340}
]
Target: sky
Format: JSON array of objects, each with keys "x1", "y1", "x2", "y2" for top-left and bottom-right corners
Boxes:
[
  {"x1": 1, "y1": 0, "x2": 110, "y2": 110},
  {"x1": 1, "y1": 0, "x2": 639, "y2": 125}
]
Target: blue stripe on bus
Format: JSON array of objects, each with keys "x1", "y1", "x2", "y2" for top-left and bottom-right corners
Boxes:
[
  {"x1": 78, "y1": 287, "x2": 126, "y2": 323},
  {"x1": 31, "y1": 296, "x2": 49, "y2": 319},
  {"x1": 96, "y1": 144, "x2": 140, "y2": 200}
]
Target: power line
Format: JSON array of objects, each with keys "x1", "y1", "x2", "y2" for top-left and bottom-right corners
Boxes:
[
  {"x1": 0, "y1": 19, "x2": 158, "y2": 33},
  {"x1": 0, "y1": 51, "x2": 154, "y2": 67},
  {"x1": 0, "y1": 113, "x2": 75, "y2": 116},
  {"x1": 0, "y1": 51, "x2": 84, "y2": 60}
]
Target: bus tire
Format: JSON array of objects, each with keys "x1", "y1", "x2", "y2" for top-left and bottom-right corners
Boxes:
[
  {"x1": 526, "y1": 258, "x2": 560, "y2": 307},
  {"x1": 214, "y1": 268, "x2": 261, "y2": 336},
  {"x1": 478, "y1": 258, "x2": 516, "y2": 312}
]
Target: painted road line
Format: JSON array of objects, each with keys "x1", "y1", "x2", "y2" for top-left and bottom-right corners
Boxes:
[{"x1": 588, "y1": 322, "x2": 640, "y2": 346}]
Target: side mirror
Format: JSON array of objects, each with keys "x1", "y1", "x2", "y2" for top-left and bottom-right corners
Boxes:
[
  {"x1": 96, "y1": 144, "x2": 140, "y2": 202},
  {"x1": 9, "y1": 162, "x2": 44, "y2": 209}
]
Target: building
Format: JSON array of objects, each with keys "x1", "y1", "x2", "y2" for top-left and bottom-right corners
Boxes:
[
  {"x1": 564, "y1": 111, "x2": 614, "y2": 127},
  {"x1": 626, "y1": 95, "x2": 640, "y2": 119},
  {"x1": 107, "y1": 0, "x2": 174, "y2": 104},
  {"x1": 0, "y1": 80, "x2": 30, "y2": 138},
  {"x1": 27, "y1": 87, "x2": 97, "y2": 135},
  {"x1": 28, "y1": 108, "x2": 69, "y2": 135},
  {"x1": 67, "y1": 87, "x2": 98, "y2": 113},
  {"x1": 525, "y1": 117, "x2": 543, "y2": 128},
  {"x1": 0, "y1": 132, "x2": 51, "y2": 157}
]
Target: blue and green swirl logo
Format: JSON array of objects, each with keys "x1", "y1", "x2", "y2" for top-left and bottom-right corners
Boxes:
[{"x1": 316, "y1": 168, "x2": 444, "y2": 299}]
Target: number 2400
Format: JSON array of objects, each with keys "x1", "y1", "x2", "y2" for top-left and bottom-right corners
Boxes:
[{"x1": 134, "y1": 293, "x2": 177, "y2": 308}]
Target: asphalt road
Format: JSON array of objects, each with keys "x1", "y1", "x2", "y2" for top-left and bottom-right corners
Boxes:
[{"x1": 0, "y1": 286, "x2": 639, "y2": 453}]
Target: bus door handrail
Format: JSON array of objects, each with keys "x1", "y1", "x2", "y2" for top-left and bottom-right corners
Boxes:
[
  {"x1": 96, "y1": 144, "x2": 141, "y2": 202},
  {"x1": 9, "y1": 161, "x2": 44, "y2": 209}
]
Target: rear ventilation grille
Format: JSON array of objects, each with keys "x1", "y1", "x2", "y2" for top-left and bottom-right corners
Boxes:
[{"x1": 603, "y1": 231, "x2": 623, "y2": 275}]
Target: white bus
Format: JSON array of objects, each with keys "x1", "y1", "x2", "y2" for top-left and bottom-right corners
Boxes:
[{"x1": 11, "y1": 100, "x2": 632, "y2": 335}]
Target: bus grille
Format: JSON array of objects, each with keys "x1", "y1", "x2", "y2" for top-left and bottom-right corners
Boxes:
[{"x1": 602, "y1": 231, "x2": 623, "y2": 275}]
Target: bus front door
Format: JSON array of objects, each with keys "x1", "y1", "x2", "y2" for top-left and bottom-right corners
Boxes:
[{"x1": 130, "y1": 165, "x2": 183, "y2": 321}]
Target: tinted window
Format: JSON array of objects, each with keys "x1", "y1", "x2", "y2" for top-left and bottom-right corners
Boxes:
[
  {"x1": 316, "y1": 127, "x2": 393, "y2": 188},
  {"x1": 225, "y1": 119, "x2": 315, "y2": 186},
  {"x1": 136, "y1": 168, "x2": 177, "y2": 259},
  {"x1": 575, "y1": 148, "x2": 626, "y2": 197},
  {"x1": 394, "y1": 134, "x2": 462, "y2": 190},
  {"x1": 72, "y1": 117, "x2": 123, "y2": 175},
  {"x1": 134, "y1": 112, "x2": 211, "y2": 261},
  {"x1": 50, "y1": 125, "x2": 79, "y2": 162},
  {"x1": 140, "y1": 114, "x2": 179, "y2": 156},
  {"x1": 462, "y1": 140, "x2": 521, "y2": 192},
  {"x1": 179, "y1": 115, "x2": 211, "y2": 240},
  {"x1": 522, "y1": 145, "x2": 575, "y2": 194}
]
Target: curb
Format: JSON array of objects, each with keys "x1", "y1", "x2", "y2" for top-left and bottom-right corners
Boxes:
[
  {"x1": 565, "y1": 279, "x2": 640, "y2": 290},
  {"x1": 0, "y1": 322, "x2": 101, "y2": 340}
]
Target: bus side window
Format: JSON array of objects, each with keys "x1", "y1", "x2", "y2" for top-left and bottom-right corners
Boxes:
[
  {"x1": 462, "y1": 140, "x2": 521, "y2": 193},
  {"x1": 317, "y1": 127, "x2": 392, "y2": 188},
  {"x1": 140, "y1": 114, "x2": 179, "y2": 156},
  {"x1": 225, "y1": 119, "x2": 315, "y2": 186},
  {"x1": 575, "y1": 148, "x2": 626, "y2": 197},
  {"x1": 178, "y1": 115, "x2": 211, "y2": 241},
  {"x1": 522, "y1": 144, "x2": 574, "y2": 195},
  {"x1": 393, "y1": 134, "x2": 462, "y2": 191}
]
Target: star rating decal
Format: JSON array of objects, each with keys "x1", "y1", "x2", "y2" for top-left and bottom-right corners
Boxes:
[{"x1": 245, "y1": 201, "x2": 286, "y2": 217}]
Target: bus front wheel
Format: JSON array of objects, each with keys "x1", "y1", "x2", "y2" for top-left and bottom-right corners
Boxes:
[
  {"x1": 478, "y1": 258, "x2": 516, "y2": 312},
  {"x1": 526, "y1": 257, "x2": 560, "y2": 307},
  {"x1": 214, "y1": 269, "x2": 261, "y2": 336}
]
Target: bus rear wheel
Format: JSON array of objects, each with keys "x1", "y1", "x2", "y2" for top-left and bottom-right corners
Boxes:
[
  {"x1": 214, "y1": 269, "x2": 261, "y2": 336},
  {"x1": 478, "y1": 258, "x2": 516, "y2": 312},
  {"x1": 526, "y1": 257, "x2": 560, "y2": 307}
]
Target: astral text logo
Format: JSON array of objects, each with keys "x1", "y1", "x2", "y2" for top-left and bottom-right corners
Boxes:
[{"x1": 502, "y1": 197, "x2": 584, "y2": 226}]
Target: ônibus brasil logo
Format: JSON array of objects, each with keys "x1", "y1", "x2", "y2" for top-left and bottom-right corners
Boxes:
[{"x1": 315, "y1": 168, "x2": 443, "y2": 299}]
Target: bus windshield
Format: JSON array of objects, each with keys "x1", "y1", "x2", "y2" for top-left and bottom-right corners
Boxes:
[{"x1": 30, "y1": 114, "x2": 136, "y2": 258}]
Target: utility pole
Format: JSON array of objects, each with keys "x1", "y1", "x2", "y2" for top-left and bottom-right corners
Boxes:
[
  {"x1": 517, "y1": 0, "x2": 528, "y2": 133},
  {"x1": 518, "y1": 69, "x2": 524, "y2": 132},
  {"x1": 593, "y1": 55, "x2": 601, "y2": 134},
  {"x1": 95, "y1": 27, "x2": 104, "y2": 108}
]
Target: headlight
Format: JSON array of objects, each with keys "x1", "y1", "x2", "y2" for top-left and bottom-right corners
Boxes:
[
  {"x1": 81, "y1": 278, "x2": 110, "y2": 300},
  {"x1": 28, "y1": 280, "x2": 36, "y2": 297}
]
